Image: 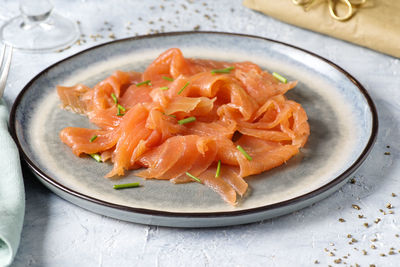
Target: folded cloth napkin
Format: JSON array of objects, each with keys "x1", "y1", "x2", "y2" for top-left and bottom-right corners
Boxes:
[
  {"x1": 0, "y1": 99, "x2": 25, "y2": 267},
  {"x1": 243, "y1": 0, "x2": 400, "y2": 58}
]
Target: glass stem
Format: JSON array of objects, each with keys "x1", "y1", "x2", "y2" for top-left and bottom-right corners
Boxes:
[{"x1": 19, "y1": 0, "x2": 53, "y2": 29}]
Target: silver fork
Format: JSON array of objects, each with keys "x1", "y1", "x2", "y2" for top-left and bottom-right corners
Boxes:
[{"x1": 0, "y1": 44, "x2": 13, "y2": 98}]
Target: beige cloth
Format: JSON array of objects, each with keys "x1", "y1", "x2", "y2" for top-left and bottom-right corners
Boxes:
[{"x1": 243, "y1": 0, "x2": 400, "y2": 58}]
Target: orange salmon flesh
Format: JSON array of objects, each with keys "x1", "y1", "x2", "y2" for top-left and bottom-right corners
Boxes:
[{"x1": 58, "y1": 48, "x2": 310, "y2": 205}]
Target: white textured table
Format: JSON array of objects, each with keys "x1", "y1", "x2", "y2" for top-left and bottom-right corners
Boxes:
[{"x1": 2, "y1": 0, "x2": 399, "y2": 266}]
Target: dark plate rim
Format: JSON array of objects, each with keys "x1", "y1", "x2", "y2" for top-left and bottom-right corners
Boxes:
[{"x1": 9, "y1": 31, "x2": 378, "y2": 219}]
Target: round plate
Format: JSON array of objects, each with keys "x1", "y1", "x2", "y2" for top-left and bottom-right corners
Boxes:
[{"x1": 10, "y1": 32, "x2": 378, "y2": 227}]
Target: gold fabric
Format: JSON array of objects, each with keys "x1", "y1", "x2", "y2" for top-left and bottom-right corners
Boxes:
[{"x1": 243, "y1": 0, "x2": 400, "y2": 58}]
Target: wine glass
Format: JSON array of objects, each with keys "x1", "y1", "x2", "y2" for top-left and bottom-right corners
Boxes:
[{"x1": 0, "y1": 0, "x2": 79, "y2": 52}]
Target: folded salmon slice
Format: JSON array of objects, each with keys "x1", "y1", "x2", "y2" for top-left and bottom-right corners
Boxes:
[{"x1": 57, "y1": 48, "x2": 310, "y2": 205}]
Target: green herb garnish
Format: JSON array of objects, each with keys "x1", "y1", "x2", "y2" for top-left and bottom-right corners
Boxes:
[
  {"x1": 136, "y1": 80, "x2": 152, "y2": 87},
  {"x1": 272, "y1": 72, "x2": 287, "y2": 84},
  {"x1": 178, "y1": 116, "x2": 196, "y2": 125},
  {"x1": 89, "y1": 135, "x2": 98, "y2": 142},
  {"x1": 236, "y1": 145, "x2": 252, "y2": 161},
  {"x1": 113, "y1": 182, "x2": 141, "y2": 190},
  {"x1": 215, "y1": 160, "x2": 221, "y2": 178},
  {"x1": 89, "y1": 153, "x2": 102, "y2": 162},
  {"x1": 162, "y1": 76, "x2": 174, "y2": 82},
  {"x1": 160, "y1": 86, "x2": 169, "y2": 91},
  {"x1": 163, "y1": 112, "x2": 176, "y2": 118},
  {"x1": 186, "y1": 172, "x2": 201, "y2": 183},
  {"x1": 177, "y1": 81, "x2": 190, "y2": 95},
  {"x1": 111, "y1": 93, "x2": 118, "y2": 104},
  {"x1": 117, "y1": 104, "x2": 126, "y2": 112},
  {"x1": 117, "y1": 104, "x2": 126, "y2": 116},
  {"x1": 211, "y1": 66, "x2": 234, "y2": 74}
]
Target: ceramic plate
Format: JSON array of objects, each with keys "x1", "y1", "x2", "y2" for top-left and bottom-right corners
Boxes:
[{"x1": 10, "y1": 32, "x2": 378, "y2": 227}]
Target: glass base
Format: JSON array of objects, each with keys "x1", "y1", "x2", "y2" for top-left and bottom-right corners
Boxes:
[{"x1": 0, "y1": 13, "x2": 79, "y2": 52}]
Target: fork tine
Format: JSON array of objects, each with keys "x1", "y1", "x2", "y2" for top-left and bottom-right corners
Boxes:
[
  {"x1": 0, "y1": 45, "x2": 13, "y2": 98},
  {"x1": 0, "y1": 45, "x2": 5, "y2": 68}
]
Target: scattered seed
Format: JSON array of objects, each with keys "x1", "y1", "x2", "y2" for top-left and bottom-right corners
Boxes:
[
  {"x1": 364, "y1": 223, "x2": 369, "y2": 228},
  {"x1": 386, "y1": 203, "x2": 393, "y2": 209},
  {"x1": 371, "y1": 238, "x2": 378, "y2": 242},
  {"x1": 347, "y1": 234, "x2": 352, "y2": 238},
  {"x1": 396, "y1": 234, "x2": 400, "y2": 238},
  {"x1": 388, "y1": 210, "x2": 394, "y2": 214},
  {"x1": 343, "y1": 255, "x2": 348, "y2": 259},
  {"x1": 324, "y1": 248, "x2": 329, "y2": 252},
  {"x1": 384, "y1": 152, "x2": 391, "y2": 155},
  {"x1": 358, "y1": 214, "x2": 364, "y2": 219},
  {"x1": 362, "y1": 250, "x2": 367, "y2": 255},
  {"x1": 386, "y1": 145, "x2": 390, "y2": 148},
  {"x1": 380, "y1": 253, "x2": 386, "y2": 257},
  {"x1": 374, "y1": 218, "x2": 381, "y2": 224},
  {"x1": 329, "y1": 252, "x2": 335, "y2": 256},
  {"x1": 330, "y1": 242, "x2": 335, "y2": 246},
  {"x1": 193, "y1": 25, "x2": 200, "y2": 31},
  {"x1": 389, "y1": 251, "x2": 395, "y2": 255},
  {"x1": 351, "y1": 238, "x2": 358, "y2": 243},
  {"x1": 334, "y1": 258, "x2": 342, "y2": 264},
  {"x1": 392, "y1": 193, "x2": 397, "y2": 197},
  {"x1": 352, "y1": 204, "x2": 361, "y2": 210},
  {"x1": 339, "y1": 218, "x2": 346, "y2": 222},
  {"x1": 350, "y1": 178, "x2": 356, "y2": 184},
  {"x1": 371, "y1": 244, "x2": 377, "y2": 249},
  {"x1": 314, "y1": 260, "x2": 319, "y2": 264}
]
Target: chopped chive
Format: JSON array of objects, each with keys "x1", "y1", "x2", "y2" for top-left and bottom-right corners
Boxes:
[
  {"x1": 272, "y1": 72, "x2": 287, "y2": 83},
  {"x1": 211, "y1": 66, "x2": 235, "y2": 74},
  {"x1": 113, "y1": 182, "x2": 141, "y2": 190},
  {"x1": 117, "y1": 104, "x2": 126, "y2": 116},
  {"x1": 186, "y1": 172, "x2": 201, "y2": 183},
  {"x1": 163, "y1": 112, "x2": 176, "y2": 118},
  {"x1": 136, "y1": 80, "x2": 151, "y2": 87},
  {"x1": 160, "y1": 86, "x2": 169, "y2": 91},
  {"x1": 117, "y1": 104, "x2": 126, "y2": 112},
  {"x1": 236, "y1": 145, "x2": 252, "y2": 161},
  {"x1": 178, "y1": 116, "x2": 196, "y2": 125},
  {"x1": 89, "y1": 135, "x2": 98, "y2": 142},
  {"x1": 111, "y1": 93, "x2": 118, "y2": 104},
  {"x1": 215, "y1": 160, "x2": 221, "y2": 178},
  {"x1": 177, "y1": 81, "x2": 190, "y2": 95},
  {"x1": 162, "y1": 76, "x2": 174, "y2": 82},
  {"x1": 89, "y1": 153, "x2": 102, "y2": 162}
]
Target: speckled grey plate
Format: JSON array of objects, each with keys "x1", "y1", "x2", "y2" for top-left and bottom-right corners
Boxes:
[{"x1": 10, "y1": 32, "x2": 378, "y2": 227}]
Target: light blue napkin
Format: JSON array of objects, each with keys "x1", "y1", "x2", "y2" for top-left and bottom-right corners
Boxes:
[{"x1": 0, "y1": 99, "x2": 25, "y2": 267}]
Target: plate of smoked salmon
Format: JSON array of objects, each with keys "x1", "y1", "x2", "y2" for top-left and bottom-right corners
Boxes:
[{"x1": 10, "y1": 32, "x2": 377, "y2": 227}]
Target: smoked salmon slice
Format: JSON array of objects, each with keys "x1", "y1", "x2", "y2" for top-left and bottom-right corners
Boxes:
[{"x1": 58, "y1": 48, "x2": 310, "y2": 205}]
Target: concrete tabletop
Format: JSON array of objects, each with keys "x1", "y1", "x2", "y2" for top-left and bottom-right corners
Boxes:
[{"x1": 1, "y1": 0, "x2": 399, "y2": 266}]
